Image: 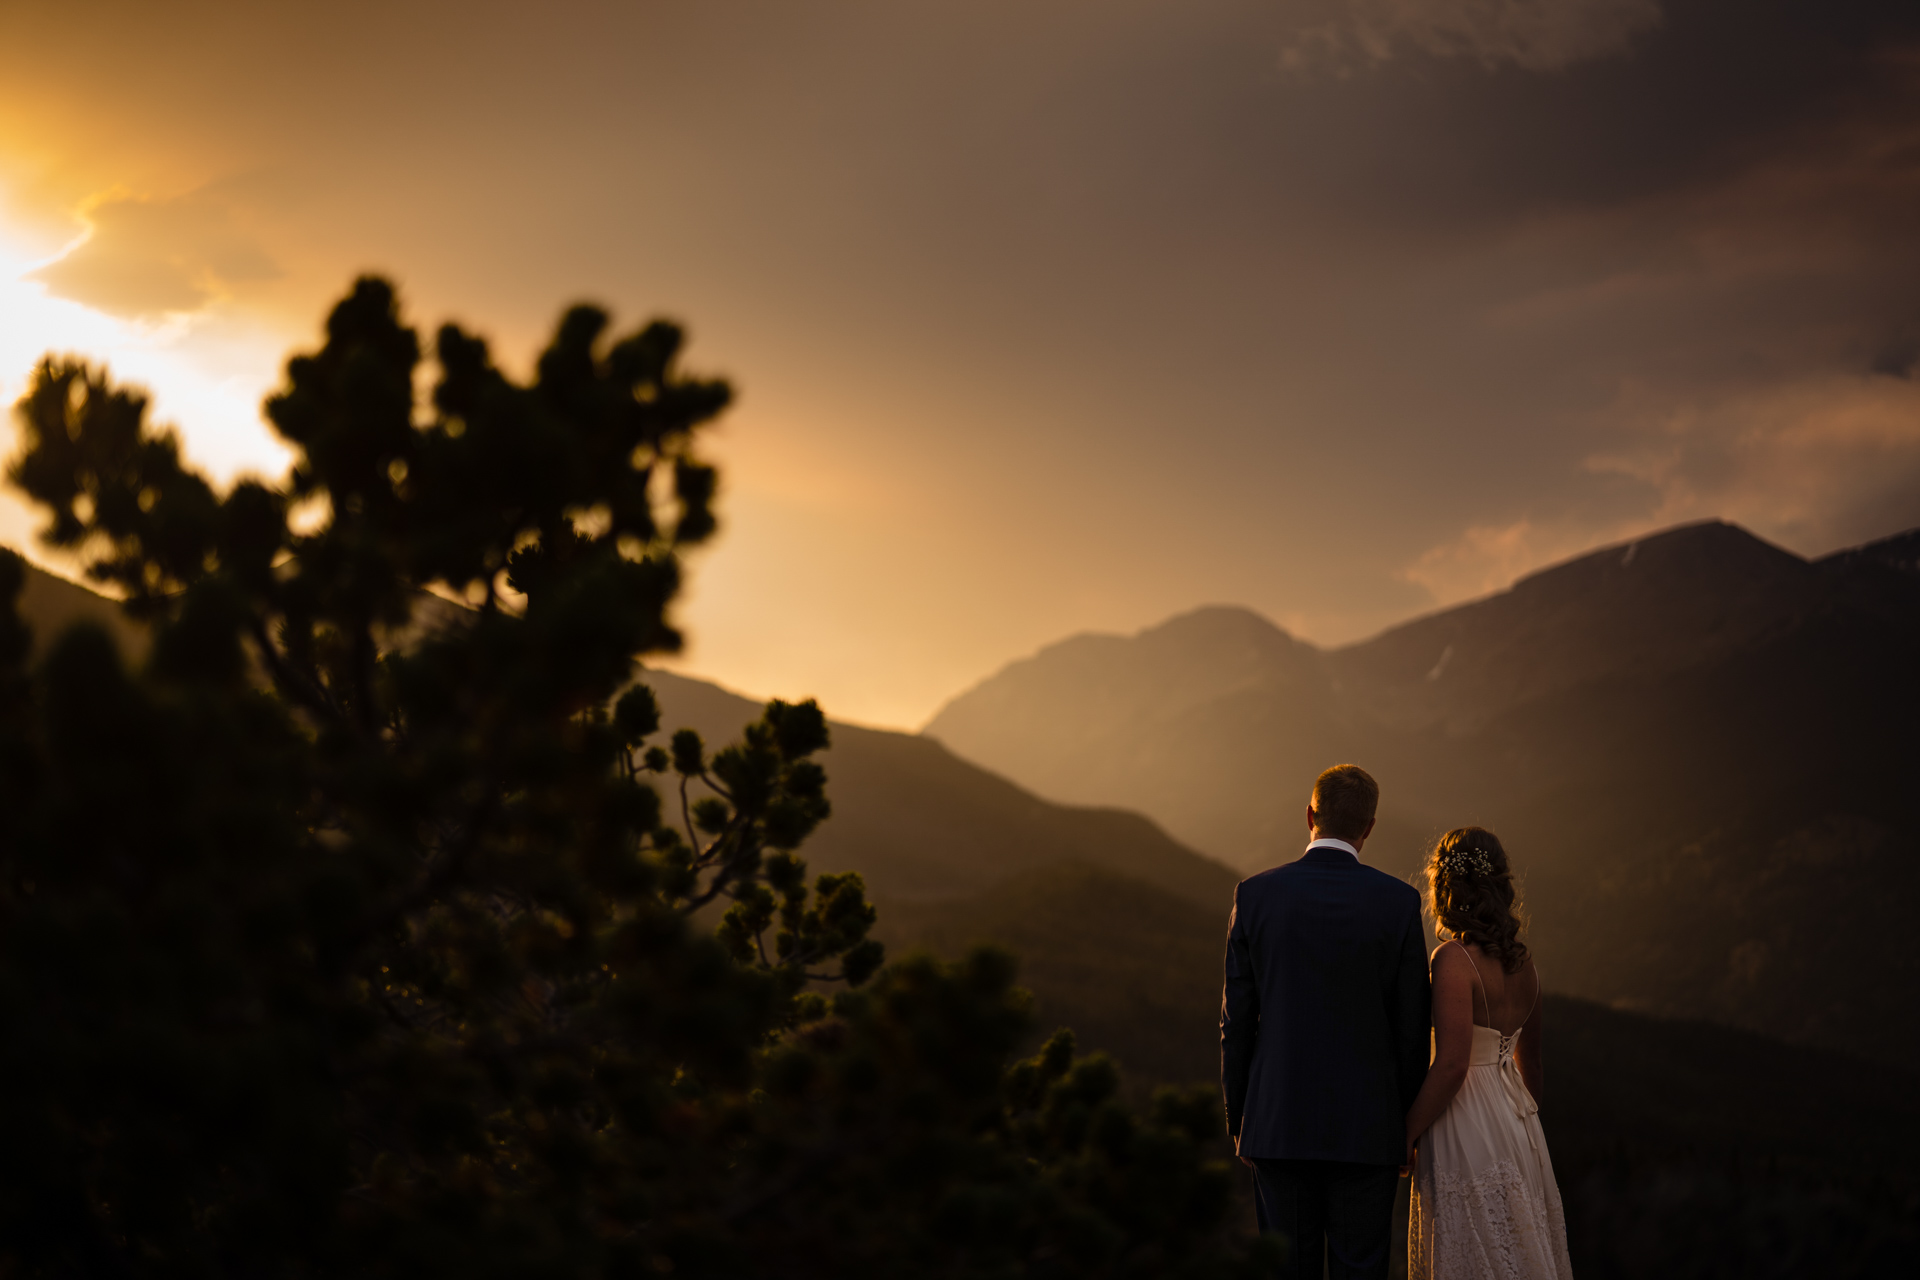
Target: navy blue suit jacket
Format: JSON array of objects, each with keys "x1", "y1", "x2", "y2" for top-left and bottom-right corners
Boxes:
[{"x1": 1220, "y1": 846, "x2": 1430, "y2": 1165}]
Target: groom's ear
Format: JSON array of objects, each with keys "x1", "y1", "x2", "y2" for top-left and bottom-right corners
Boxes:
[
  {"x1": 1362, "y1": 817, "x2": 1376, "y2": 841},
  {"x1": 1306, "y1": 803, "x2": 1318, "y2": 835}
]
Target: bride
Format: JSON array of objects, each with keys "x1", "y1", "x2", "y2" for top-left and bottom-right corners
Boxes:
[{"x1": 1403, "y1": 827, "x2": 1574, "y2": 1279}]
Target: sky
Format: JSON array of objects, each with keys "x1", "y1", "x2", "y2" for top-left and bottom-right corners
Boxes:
[{"x1": 1, "y1": 0, "x2": 1917, "y2": 728}]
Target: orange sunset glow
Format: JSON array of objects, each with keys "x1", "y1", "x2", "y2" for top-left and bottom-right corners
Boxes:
[
  {"x1": 3, "y1": 1, "x2": 1918, "y2": 732},
  {"x1": 4, "y1": 6, "x2": 1919, "y2": 1277}
]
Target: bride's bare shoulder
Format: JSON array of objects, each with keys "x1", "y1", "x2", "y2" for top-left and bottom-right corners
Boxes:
[{"x1": 1517, "y1": 954, "x2": 1543, "y2": 991}]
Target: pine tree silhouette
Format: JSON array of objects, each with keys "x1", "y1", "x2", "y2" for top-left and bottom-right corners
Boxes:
[{"x1": 0, "y1": 278, "x2": 1267, "y2": 1277}]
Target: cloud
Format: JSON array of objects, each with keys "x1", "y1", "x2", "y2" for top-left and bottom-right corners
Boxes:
[
  {"x1": 1400, "y1": 372, "x2": 1920, "y2": 605},
  {"x1": 1387, "y1": 45, "x2": 1920, "y2": 609},
  {"x1": 1277, "y1": 0, "x2": 1665, "y2": 74},
  {"x1": 1871, "y1": 336, "x2": 1918, "y2": 379},
  {"x1": 1587, "y1": 373, "x2": 1920, "y2": 549},
  {"x1": 1397, "y1": 518, "x2": 1569, "y2": 604},
  {"x1": 28, "y1": 190, "x2": 279, "y2": 318}
]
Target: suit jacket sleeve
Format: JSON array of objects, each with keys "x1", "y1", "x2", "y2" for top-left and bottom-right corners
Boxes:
[
  {"x1": 1390, "y1": 903, "x2": 1432, "y2": 1113},
  {"x1": 1220, "y1": 884, "x2": 1258, "y2": 1140}
]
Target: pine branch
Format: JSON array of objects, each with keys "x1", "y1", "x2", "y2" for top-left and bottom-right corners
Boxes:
[{"x1": 247, "y1": 614, "x2": 347, "y2": 725}]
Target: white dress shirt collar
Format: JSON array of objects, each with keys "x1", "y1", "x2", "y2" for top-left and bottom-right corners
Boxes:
[{"x1": 1304, "y1": 836, "x2": 1359, "y2": 859}]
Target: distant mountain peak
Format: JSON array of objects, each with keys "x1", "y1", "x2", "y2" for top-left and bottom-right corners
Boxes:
[
  {"x1": 926, "y1": 604, "x2": 1318, "y2": 746},
  {"x1": 1321, "y1": 517, "x2": 1838, "y2": 738},
  {"x1": 1503, "y1": 519, "x2": 1808, "y2": 600},
  {"x1": 1012, "y1": 604, "x2": 1300, "y2": 670},
  {"x1": 1817, "y1": 526, "x2": 1920, "y2": 578},
  {"x1": 1138, "y1": 604, "x2": 1298, "y2": 643}
]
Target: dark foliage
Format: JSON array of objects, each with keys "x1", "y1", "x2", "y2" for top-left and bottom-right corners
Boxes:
[
  {"x1": 0, "y1": 278, "x2": 1256, "y2": 1278},
  {"x1": 1545, "y1": 996, "x2": 1920, "y2": 1279}
]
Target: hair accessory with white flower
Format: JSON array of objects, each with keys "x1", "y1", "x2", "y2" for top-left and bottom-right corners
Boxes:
[{"x1": 1441, "y1": 845, "x2": 1495, "y2": 877}]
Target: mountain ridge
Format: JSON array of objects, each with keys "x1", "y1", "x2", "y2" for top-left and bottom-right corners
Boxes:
[
  {"x1": 922, "y1": 519, "x2": 1920, "y2": 1068},
  {"x1": 929, "y1": 519, "x2": 1850, "y2": 733}
]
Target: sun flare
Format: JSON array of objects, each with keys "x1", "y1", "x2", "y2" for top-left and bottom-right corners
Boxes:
[
  {"x1": 0, "y1": 210, "x2": 294, "y2": 479},
  {"x1": 0, "y1": 201, "x2": 298, "y2": 566}
]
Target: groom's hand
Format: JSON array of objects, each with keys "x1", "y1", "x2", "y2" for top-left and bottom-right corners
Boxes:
[{"x1": 1239, "y1": 1154, "x2": 1255, "y2": 1168}]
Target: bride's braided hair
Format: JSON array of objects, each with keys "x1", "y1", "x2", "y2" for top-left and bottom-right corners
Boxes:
[{"x1": 1423, "y1": 826, "x2": 1530, "y2": 973}]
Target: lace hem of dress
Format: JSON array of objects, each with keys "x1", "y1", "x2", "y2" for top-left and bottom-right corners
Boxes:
[{"x1": 1410, "y1": 1156, "x2": 1574, "y2": 1280}]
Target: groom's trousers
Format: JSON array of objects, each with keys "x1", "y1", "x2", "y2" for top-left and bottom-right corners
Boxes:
[{"x1": 1251, "y1": 1158, "x2": 1400, "y2": 1280}]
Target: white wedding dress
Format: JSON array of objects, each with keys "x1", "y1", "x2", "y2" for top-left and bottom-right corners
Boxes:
[{"x1": 1409, "y1": 946, "x2": 1575, "y2": 1279}]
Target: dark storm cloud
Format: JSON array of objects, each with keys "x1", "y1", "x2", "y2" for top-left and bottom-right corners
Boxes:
[
  {"x1": 1873, "y1": 339, "x2": 1919, "y2": 380},
  {"x1": 1269, "y1": 0, "x2": 1663, "y2": 73},
  {"x1": 2, "y1": 0, "x2": 1917, "y2": 722},
  {"x1": 1080, "y1": 0, "x2": 1920, "y2": 239}
]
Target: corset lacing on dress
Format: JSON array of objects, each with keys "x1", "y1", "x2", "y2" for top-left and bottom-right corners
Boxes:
[{"x1": 1479, "y1": 1025, "x2": 1538, "y2": 1152}]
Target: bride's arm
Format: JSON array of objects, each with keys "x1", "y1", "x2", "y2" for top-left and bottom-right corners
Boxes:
[
  {"x1": 1402, "y1": 944, "x2": 1474, "y2": 1164},
  {"x1": 1517, "y1": 963, "x2": 1545, "y2": 1105}
]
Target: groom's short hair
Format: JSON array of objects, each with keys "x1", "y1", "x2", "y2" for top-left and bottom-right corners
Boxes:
[{"x1": 1312, "y1": 764, "x2": 1379, "y2": 840}]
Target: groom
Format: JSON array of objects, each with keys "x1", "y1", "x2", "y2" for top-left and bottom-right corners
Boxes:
[{"x1": 1220, "y1": 764, "x2": 1430, "y2": 1280}]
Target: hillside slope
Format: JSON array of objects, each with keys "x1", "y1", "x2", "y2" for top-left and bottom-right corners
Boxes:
[
  {"x1": 643, "y1": 669, "x2": 1240, "y2": 910},
  {"x1": 10, "y1": 557, "x2": 147, "y2": 660}
]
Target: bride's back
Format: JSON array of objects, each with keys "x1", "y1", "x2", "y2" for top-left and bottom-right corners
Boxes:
[{"x1": 1452, "y1": 942, "x2": 1538, "y2": 1037}]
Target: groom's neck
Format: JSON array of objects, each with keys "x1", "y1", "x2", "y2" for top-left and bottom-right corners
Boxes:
[{"x1": 1310, "y1": 827, "x2": 1367, "y2": 855}]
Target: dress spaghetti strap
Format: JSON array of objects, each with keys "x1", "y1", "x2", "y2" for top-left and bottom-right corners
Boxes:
[{"x1": 1447, "y1": 939, "x2": 1489, "y2": 1029}]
